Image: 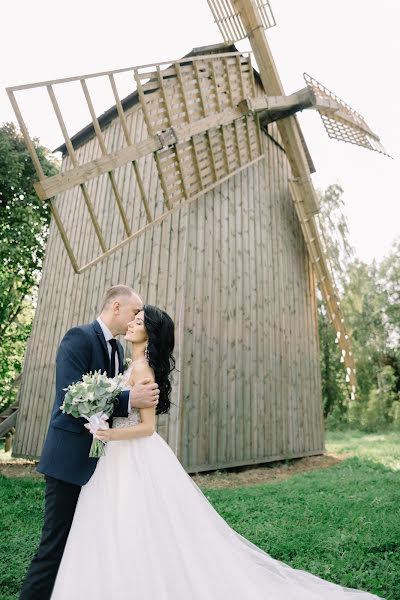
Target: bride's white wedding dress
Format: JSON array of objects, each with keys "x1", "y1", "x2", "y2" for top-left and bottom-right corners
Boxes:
[{"x1": 51, "y1": 367, "x2": 383, "y2": 599}]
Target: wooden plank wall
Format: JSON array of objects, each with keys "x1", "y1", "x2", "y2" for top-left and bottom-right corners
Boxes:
[
  {"x1": 13, "y1": 107, "x2": 324, "y2": 471},
  {"x1": 179, "y1": 124, "x2": 323, "y2": 472}
]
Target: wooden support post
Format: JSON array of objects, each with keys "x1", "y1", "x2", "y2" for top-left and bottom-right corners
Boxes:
[
  {"x1": 80, "y1": 79, "x2": 131, "y2": 237},
  {"x1": 6, "y1": 88, "x2": 80, "y2": 272},
  {"x1": 233, "y1": 0, "x2": 319, "y2": 216},
  {"x1": 6, "y1": 90, "x2": 46, "y2": 180},
  {"x1": 109, "y1": 73, "x2": 154, "y2": 224},
  {"x1": 289, "y1": 179, "x2": 356, "y2": 389},
  {"x1": 47, "y1": 85, "x2": 107, "y2": 253}
]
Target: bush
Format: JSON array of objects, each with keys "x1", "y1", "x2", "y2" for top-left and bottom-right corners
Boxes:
[
  {"x1": 360, "y1": 388, "x2": 387, "y2": 432},
  {"x1": 389, "y1": 401, "x2": 400, "y2": 430},
  {"x1": 325, "y1": 405, "x2": 348, "y2": 431}
]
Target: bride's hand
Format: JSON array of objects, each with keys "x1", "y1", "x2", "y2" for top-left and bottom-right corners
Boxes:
[
  {"x1": 92, "y1": 425, "x2": 113, "y2": 442},
  {"x1": 130, "y1": 378, "x2": 160, "y2": 409}
]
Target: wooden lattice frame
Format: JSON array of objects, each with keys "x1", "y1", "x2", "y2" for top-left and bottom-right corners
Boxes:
[
  {"x1": 7, "y1": 51, "x2": 263, "y2": 273},
  {"x1": 304, "y1": 73, "x2": 389, "y2": 156},
  {"x1": 135, "y1": 53, "x2": 262, "y2": 206},
  {"x1": 207, "y1": 0, "x2": 275, "y2": 43}
]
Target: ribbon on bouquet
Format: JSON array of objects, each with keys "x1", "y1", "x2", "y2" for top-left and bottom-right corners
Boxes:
[
  {"x1": 84, "y1": 412, "x2": 110, "y2": 457},
  {"x1": 84, "y1": 412, "x2": 110, "y2": 435}
]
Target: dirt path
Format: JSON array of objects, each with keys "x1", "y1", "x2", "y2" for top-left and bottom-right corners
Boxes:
[
  {"x1": 192, "y1": 454, "x2": 347, "y2": 488},
  {"x1": 0, "y1": 452, "x2": 348, "y2": 487}
]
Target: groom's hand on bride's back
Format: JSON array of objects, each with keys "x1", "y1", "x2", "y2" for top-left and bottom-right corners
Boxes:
[{"x1": 130, "y1": 379, "x2": 160, "y2": 409}]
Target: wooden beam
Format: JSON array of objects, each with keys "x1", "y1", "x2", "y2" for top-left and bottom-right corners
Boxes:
[
  {"x1": 77, "y1": 154, "x2": 264, "y2": 273},
  {"x1": 233, "y1": 0, "x2": 356, "y2": 391},
  {"x1": 80, "y1": 78, "x2": 131, "y2": 237},
  {"x1": 34, "y1": 134, "x2": 162, "y2": 200},
  {"x1": 47, "y1": 84, "x2": 107, "y2": 253},
  {"x1": 6, "y1": 90, "x2": 46, "y2": 181},
  {"x1": 6, "y1": 51, "x2": 245, "y2": 92},
  {"x1": 233, "y1": 0, "x2": 319, "y2": 215},
  {"x1": 34, "y1": 104, "x2": 253, "y2": 201},
  {"x1": 109, "y1": 73, "x2": 153, "y2": 223},
  {"x1": 0, "y1": 410, "x2": 18, "y2": 439},
  {"x1": 289, "y1": 180, "x2": 356, "y2": 389}
]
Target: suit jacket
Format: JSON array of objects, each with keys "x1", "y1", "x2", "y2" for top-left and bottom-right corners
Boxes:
[{"x1": 37, "y1": 320, "x2": 130, "y2": 486}]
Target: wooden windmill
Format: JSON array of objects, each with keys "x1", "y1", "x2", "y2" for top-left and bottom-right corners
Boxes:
[{"x1": 6, "y1": 0, "x2": 386, "y2": 470}]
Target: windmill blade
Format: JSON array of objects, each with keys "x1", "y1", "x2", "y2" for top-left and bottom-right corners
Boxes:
[
  {"x1": 134, "y1": 53, "x2": 262, "y2": 206},
  {"x1": 304, "y1": 73, "x2": 390, "y2": 156},
  {"x1": 208, "y1": 0, "x2": 357, "y2": 396},
  {"x1": 207, "y1": 0, "x2": 275, "y2": 44},
  {"x1": 7, "y1": 49, "x2": 263, "y2": 273}
]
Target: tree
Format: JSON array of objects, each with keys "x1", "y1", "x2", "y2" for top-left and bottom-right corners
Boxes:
[
  {"x1": 318, "y1": 301, "x2": 347, "y2": 419},
  {"x1": 379, "y1": 239, "x2": 400, "y2": 348},
  {"x1": 317, "y1": 186, "x2": 399, "y2": 431},
  {"x1": 342, "y1": 261, "x2": 388, "y2": 401},
  {"x1": 317, "y1": 183, "x2": 354, "y2": 291},
  {"x1": 0, "y1": 122, "x2": 58, "y2": 409},
  {"x1": 317, "y1": 185, "x2": 354, "y2": 420}
]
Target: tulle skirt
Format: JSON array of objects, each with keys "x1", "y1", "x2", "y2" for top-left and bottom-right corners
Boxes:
[{"x1": 51, "y1": 432, "x2": 383, "y2": 599}]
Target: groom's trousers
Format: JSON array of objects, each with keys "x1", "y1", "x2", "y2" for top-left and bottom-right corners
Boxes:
[{"x1": 19, "y1": 475, "x2": 81, "y2": 600}]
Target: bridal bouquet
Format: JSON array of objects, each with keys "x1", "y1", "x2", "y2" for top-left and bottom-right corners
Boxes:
[{"x1": 60, "y1": 370, "x2": 124, "y2": 457}]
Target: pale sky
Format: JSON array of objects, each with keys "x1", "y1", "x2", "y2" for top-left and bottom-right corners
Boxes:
[{"x1": 1, "y1": 0, "x2": 398, "y2": 264}]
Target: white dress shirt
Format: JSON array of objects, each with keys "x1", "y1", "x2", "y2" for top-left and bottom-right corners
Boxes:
[
  {"x1": 96, "y1": 317, "x2": 119, "y2": 374},
  {"x1": 97, "y1": 317, "x2": 131, "y2": 413}
]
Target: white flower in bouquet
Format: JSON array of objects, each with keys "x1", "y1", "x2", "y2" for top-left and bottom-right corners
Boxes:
[
  {"x1": 60, "y1": 370, "x2": 124, "y2": 457},
  {"x1": 123, "y1": 357, "x2": 132, "y2": 370}
]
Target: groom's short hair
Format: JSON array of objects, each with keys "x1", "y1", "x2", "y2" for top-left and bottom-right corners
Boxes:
[{"x1": 101, "y1": 285, "x2": 136, "y2": 310}]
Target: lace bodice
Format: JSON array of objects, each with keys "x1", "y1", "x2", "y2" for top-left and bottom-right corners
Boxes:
[
  {"x1": 113, "y1": 409, "x2": 141, "y2": 429},
  {"x1": 113, "y1": 360, "x2": 146, "y2": 429}
]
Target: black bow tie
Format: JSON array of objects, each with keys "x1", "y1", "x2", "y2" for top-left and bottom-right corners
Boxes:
[{"x1": 109, "y1": 338, "x2": 117, "y2": 378}]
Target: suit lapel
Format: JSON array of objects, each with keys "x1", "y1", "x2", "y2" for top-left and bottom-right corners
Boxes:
[{"x1": 91, "y1": 320, "x2": 110, "y2": 373}]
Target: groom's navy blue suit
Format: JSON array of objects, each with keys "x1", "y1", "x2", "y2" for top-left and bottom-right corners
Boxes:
[
  {"x1": 37, "y1": 320, "x2": 130, "y2": 485},
  {"x1": 20, "y1": 320, "x2": 130, "y2": 600}
]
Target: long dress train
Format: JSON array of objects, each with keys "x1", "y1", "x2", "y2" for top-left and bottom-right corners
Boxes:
[{"x1": 51, "y1": 396, "x2": 383, "y2": 598}]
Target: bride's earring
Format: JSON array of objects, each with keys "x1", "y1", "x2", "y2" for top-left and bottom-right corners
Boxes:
[{"x1": 144, "y1": 341, "x2": 149, "y2": 360}]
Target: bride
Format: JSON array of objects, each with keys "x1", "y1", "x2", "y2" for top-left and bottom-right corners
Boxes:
[{"x1": 51, "y1": 305, "x2": 383, "y2": 599}]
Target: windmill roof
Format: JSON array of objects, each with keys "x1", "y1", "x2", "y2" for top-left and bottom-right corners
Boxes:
[{"x1": 54, "y1": 43, "x2": 315, "y2": 173}]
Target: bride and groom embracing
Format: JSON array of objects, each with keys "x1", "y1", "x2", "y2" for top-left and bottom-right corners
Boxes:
[{"x1": 20, "y1": 285, "x2": 383, "y2": 599}]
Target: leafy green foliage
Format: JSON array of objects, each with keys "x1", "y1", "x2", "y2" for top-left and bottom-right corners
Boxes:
[
  {"x1": 61, "y1": 371, "x2": 124, "y2": 419},
  {"x1": 0, "y1": 123, "x2": 58, "y2": 410},
  {"x1": 317, "y1": 185, "x2": 400, "y2": 431}
]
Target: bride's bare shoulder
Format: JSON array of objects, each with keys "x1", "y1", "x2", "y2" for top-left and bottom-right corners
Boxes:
[{"x1": 129, "y1": 359, "x2": 155, "y2": 384}]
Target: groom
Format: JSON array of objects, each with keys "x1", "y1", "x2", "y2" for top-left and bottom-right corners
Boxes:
[{"x1": 19, "y1": 285, "x2": 159, "y2": 600}]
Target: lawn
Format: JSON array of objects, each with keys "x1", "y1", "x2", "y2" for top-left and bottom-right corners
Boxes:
[
  {"x1": 325, "y1": 429, "x2": 400, "y2": 470},
  {"x1": 0, "y1": 431, "x2": 399, "y2": 599}
]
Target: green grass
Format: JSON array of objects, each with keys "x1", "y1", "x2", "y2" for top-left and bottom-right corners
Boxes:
[
  {"x1": 203, "y1": 458, "x2": 399, "y2": 599},
  {"x1": 326, "y1": 430, "x2": 400, "y2": 470},
  {"x1": 1, "y1": 432, "x2": 399, "y2": 599},
  {"x1": 0, "y1": 476, "x2": 45, "y2": 600}
]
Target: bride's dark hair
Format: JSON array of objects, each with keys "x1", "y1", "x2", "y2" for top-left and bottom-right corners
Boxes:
[{"x1": 143, "y1": 305, "x2": 176, "y2": 415}]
